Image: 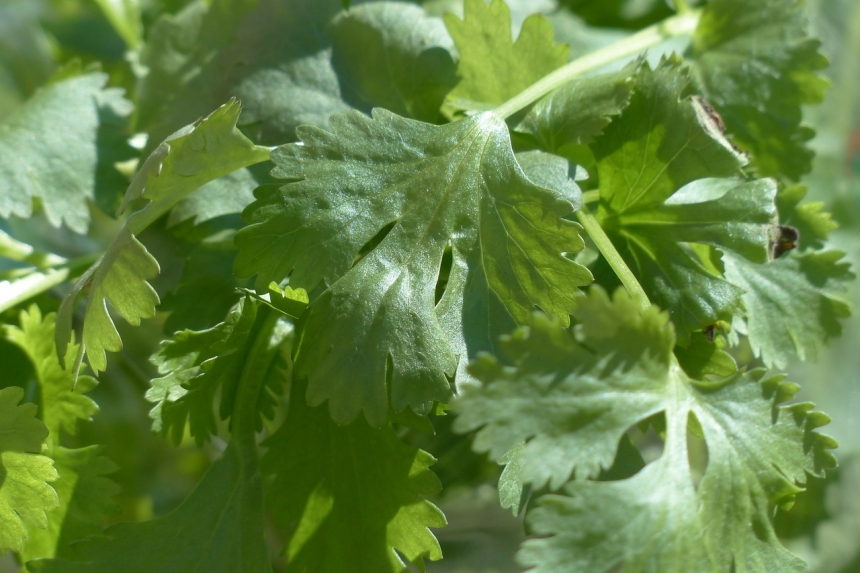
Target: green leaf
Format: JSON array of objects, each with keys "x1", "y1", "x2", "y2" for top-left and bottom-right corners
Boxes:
[
  {"x1": 28, "y1": 437, "x2": 271, "y2": 573},
  {"x1": 455, "y1": 291, "x2": 674, "y2": 490},
  {"x1": 723, "y1": 250, "x2": 853, "y2": 368},
  {"x1": 688, "y1": 0, "x2": 829, "y2": 180},
  {"x1": 5, "y1": 306, "x2": 98, "y2": 437},
  {"x1": 674, "y1": 331, "x2": 738, "y2": 379},
  {"x1": 0, "y1": 386, "x2": 58, "y2": 555},
  {"x1": 146, "y1": 298, "x2": 289, "y2": 445},
  {"x1": 138, "y1": 0, "x2": 347, "y2": 148},
  {"x1": 592, "y1": 62, "x2": 775, "y2": 341},
  {"x1": 56, "y1": 100, "x2": 270, "y2": 374},
  {"x1": 513, "y1": 68, "x2": 635, "y2": 150},
  {"x1": 444, "y1": 0, "x2": 568, "y2": 112},
  {"x1": 327, "y1": 2, "x2": 457, "y2": 123},
  {"x1": 234, "y1": 109, "x2": 592, "y2": 426},
  {"x1": 0, "y1": 71, "x2": 132, "y2": 233},
  {"x1": 21, "y1": 446, "x2": 119, "y2": 566},
  {"x1": 776, "y1": 183, "x2": 837, "y2": 250},
  {"x1": 262, "y1": 379, "x2": 445, "y2": 573},
  {"x1": 91, "y1": 0, "x2": 142, "y2": 49},
  {"x1": 454, "y1": 288, "x2": 837, "y2": 572}
]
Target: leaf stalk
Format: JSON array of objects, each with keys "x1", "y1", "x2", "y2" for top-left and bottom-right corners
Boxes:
[
  {"x1": 493, "y1": 10, "x2": 700, "y2": 120},
  {"x1": 575, "y1": 204, "x2": 650, "y2": 310}
]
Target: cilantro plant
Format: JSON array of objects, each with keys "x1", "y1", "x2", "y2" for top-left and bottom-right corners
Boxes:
[{"x1": 0, "y1": 0, "x2": 853, "y2": 571}]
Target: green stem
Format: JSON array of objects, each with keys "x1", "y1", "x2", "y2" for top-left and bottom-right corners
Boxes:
[
  {"x1": 0, "y1": 252, "x2": 103, "y2": 315},
  {"x1": 575, "y1": 204, "x2": 650, "y2": 310},
  {"x1": 582, "y1": 190, "x2": 600, "y2": 204},
  {"x1": 493, "y1": 10, "x2": 700, "y2": 120},
  {"x1": 673, "y1": 0, "x2": 693, "y2": 14}
]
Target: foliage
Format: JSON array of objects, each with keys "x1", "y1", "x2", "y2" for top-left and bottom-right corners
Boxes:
[{"x1": 0, "y1": 0, "x2": 856, "y2": 571}]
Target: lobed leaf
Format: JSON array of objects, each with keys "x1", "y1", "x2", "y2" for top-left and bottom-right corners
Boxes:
[
  {"x1": 234, "y1": 109, "x2": 592, "y2": 426},
  {"x1": 591, "y1": 61, "x2": 775, "y2": 341},
  {"x1": 262, "y1": 380, "x2": 446, "y2": 573},
  {"x1": 513, "y1": 68, "x2": 636, "y2": 150},
  {"x1": 0, "y1": 70, "x2": 133, "y2": 233},
  {"x1": 688, "y1": 0, "x2": 829, "y2": 180},
  {"x1": 0, "y1": 387, "x2": 58, "y2": 555},
  {"x1": 56, "y1": 100, "x2": 270, "y2": 374},
  {"x1": 455, "y1": 288, "x2": 837, "y2": 572},
  {"x1": 444, "y1": 0, "x2": 568, "y2": 113},
  {"x1": 723, "y1": 250, "x2": 853, "y2": 368},
  {"x1": 146, "y1": 297, "x2": 290, "y2": 445}
]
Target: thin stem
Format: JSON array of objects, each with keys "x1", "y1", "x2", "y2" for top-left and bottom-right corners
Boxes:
[
  {"x1": 582, "y1": 190, "x2": 600, "y2": 204},
  {"x1": 232, "y1": 307, "x2": 280, "y2": 440},
  {"x1": 575, "y1": 204, "x2": 650, "y2": 310},
  {"x1": 493, "y1": 11, "x2": 700, "y2": 120}
]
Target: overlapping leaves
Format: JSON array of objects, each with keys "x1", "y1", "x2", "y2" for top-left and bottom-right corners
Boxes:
[
  {"x1": 4, "y1": 307, "x2": 118, "y2": 566},
  {"x1": 0, "y1": 69, "x2": 133, "y2": 233},
  {"x1": 592, "y1": 61, "x2": 775, "y2": 341},
  {"x1": 455, "y1": 288, "x2": 837, "y2": 572},
  {"x1": 147, "y1": 296, "x2": 292, "y2": 446},
  {"x1": 262, "y1": 379, "x2": 445, "y2": 573},
  {"x1": 688, "y1": 0, "x2": 829, "y2": 180},
  {"x1": 234, "y1": 109, "x2": 591, "y2": 426},
  {"x1": 56, "y1": 100, "x2": 270, "y2": 374}
]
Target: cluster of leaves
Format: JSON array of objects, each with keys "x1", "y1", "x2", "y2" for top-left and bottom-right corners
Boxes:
[{"x1": 0, "y1": 0, "x2": 853, "y2": 571}]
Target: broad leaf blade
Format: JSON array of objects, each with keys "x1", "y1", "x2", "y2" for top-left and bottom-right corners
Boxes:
[
  {"x1": 262, "y1": 380, "x2": 445, "y2": 573},
  {"x1": 29, "y1": 438, "x2": 271, "y2": 573},
  {"x1": 235, "y1": 109, "x2": 591, "y2": 425},
  {"x1": 455, "y1": 289, "x2": 836, "y2": 572}
]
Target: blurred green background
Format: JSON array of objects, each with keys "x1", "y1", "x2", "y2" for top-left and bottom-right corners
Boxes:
[{"x1": 0, "y1": 0, "x2": 857, "y2": 571}]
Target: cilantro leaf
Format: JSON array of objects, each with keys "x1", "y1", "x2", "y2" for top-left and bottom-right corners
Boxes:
[
  {"x1": 776, "y1": 183, "x2": 837, "y2": 250},
  {"x1": 0, "y1": 71, "x2": 132, "y2": 233},
  {"x1": 327, "y1": 2, "x2": 457, "y2": 123},
  {"x1": 0, "y1": 387, "x2": 58, "y2": 555},
  {"x1": 591, "y1": 62, "x2": 774, "y2": 341},
  {"x1": 147, "y1": 298, "x2": 289, "y2": 445},
  {"x1": 56, "y1": 100, "x2": 270, "y2": 374},
  {"x1": 5, "y1": 306, "x2": 98, "y2": 437},
  {"x1": 444, "y1": 0, "x2": 568, "y2": 112},
  {"x1": 723, "y1": 250, "x2": 853, "y2": 368},
  {"x1": 234, "y1": 109, "x2": 591, "y2": 425},
  {"x1": 688, "y1": 0, "x2": 829, "y2": 180},
  {"x1": 21, "y1": 446, "x2": 119, "y2": 564},
  {"x1": 29, "y1": 438, "x2": 271, "y2": 573},
  {"x1": 455, "y1": 288, "x2": 837, "y2": 572},
  {"x1": 514, "y1": 68, "x2": 635, "y2": 150},
  {"x1": 139, "y1": 0, "x2": 348, "y2": 147},
  {"x1": 262, "y1": 379, "x2": 445, "y2": 573}
]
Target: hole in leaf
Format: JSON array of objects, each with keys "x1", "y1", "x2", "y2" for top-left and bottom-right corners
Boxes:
[
  {"x1": 630, "y1": 412, "x2": 665, "y2": 466},
  {"x1": 686, "y1": 411, "x2": 709, "y2": 491},
  {"x1": 435, "y1": 242, "x2": 453, "y2": 305},
  {"x1": 352, "y1": 220, "x2": 396, "y2": 268},
  {"x1": 597, "y1": 432, "x2": 646, "y2": 481}
]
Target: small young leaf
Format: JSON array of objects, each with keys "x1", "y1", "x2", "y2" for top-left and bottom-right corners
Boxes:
[
  {"x1": 776, "y1": 183, "x2": 837, "y2": 250},
  {"x1": 444, "y1": 0, "x2": 568, "y2": 112},
  {"x1": 262, "y1": 380, "x2": 446, "y2": 573},
  {"x1": 234, "y1": 109, "x2": 592, "y2": 426}
]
